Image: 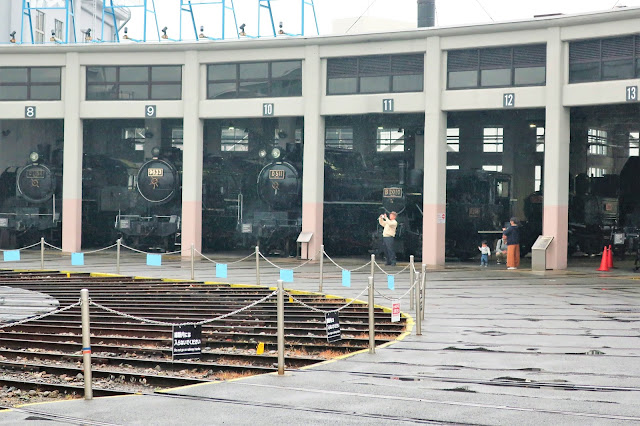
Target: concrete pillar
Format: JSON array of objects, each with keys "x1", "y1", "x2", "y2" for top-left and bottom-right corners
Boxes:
[
  {"x1": 422, "y1": 38, "x2": 447, "y2": 266},
  {"x1": 543, "y1": 28, "x2": 570, "y2": 270},
  {"x1": 62, "y1": 53, "x2": 83, "y2": 252},
  {"x1": 301, "y1": 45, "x2": 324, "y2": 259},
  {"x1": 181, "y1": 51, "x2": 204, "y2": 256}
]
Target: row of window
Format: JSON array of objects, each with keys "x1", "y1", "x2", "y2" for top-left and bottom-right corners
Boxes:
[{"x1": 7, "y1": 34, "x2": 640, "y2": 102}]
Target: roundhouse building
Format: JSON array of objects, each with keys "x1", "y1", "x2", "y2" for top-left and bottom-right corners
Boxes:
[{"x1": 1, "y1": 7, "x2": 640, "y2": 269}]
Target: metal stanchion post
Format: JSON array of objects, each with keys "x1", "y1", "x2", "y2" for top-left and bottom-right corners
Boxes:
[
  {"x1": 421, "y1": 263, "x2": 427, "y2": 321},
  {"x1": 40, "y1": 237, "x2": 44, "y2": 270},
  {"x1": 319, "y1": 244, "x2": 324, "y2": 293},
  {"x1": 255, "y1": 246, "x2": 260, "y2": 286},
  {"x1": 409, "y1": 255, "x2": 415, "y2": 310},
  {"x1": 370, "y1": 254, "x2": 375, "y2": 279},
  {"x1": 416, "y1": 272, "x2": 422, "y2": 336},
  {"x1": 190, "y1": 243, "x2": 195, "y2": 280},
  {"x1": 116, "y1": 238, "x2": 121, "y2": 275},
  {"x1": 368, "y1": 276, "x2": 375, "y2": 354},
  {"x1": 80, "y1": 289, "x2": 93, "y2": 400},
  {"x1": 277, "y1": 279, "x2": 285, "y2": 375}
]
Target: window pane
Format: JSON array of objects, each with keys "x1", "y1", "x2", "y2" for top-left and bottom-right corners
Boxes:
[
  {"x1": 239, "y1": 62, "x2": 268, "y2": 79},
  {"x1": 30, "y1": 67, "x2": 60, "y2": 83},
  {"x1": 327, "y1": 77, "x2": 357, "y2": 94},
  {"x1": 514, "y1": 66, "x2": 545, "y2": 85},
  {"x1": 151, "y1": 66, "x2": 181, "y2": 82},
  {"x1": 272, "y1": 61, "x2": 301, "y2": 79},
  {"x1": 86, "y1": 84, "x2": 117, "y2": 100},
  {"x1": 30, "y1": 85, "x2": 60, "y2": 100},
  {"x1": 238, "y1": 80, "x2": 269, "y2": 97},
  {"x1": 360, "y1": 76, "x2": 390, "y2": 93},
  {"x1": 86, "y1": 66, "x2": 116, "y2": 83},
  {"x1": 209, "y1": 64, "x2": 236, "y2": 81},
  {"x1": 118, "y1": 84, "x2": 149, "y2": 99},
  {"x1": 119, "y1": 67, "x2": 149, "y2": 82},
  {"x1": 271, "y1": 79, "x2": 302, "y2": 97},
  {"x1": 569, "y1": 62, "x2": 600, "y2": 83},
  {"x1": 392, "y1": 74, "x2": 423, "y2": 92},
  {"x1": 602, "y1": 59, "x2": 634, "y2": 80},
  {"x1": 0, "y1": 68, "x2": 27, "y2": 83},
  {"x1": 151, "y1": 84, "x2": 181, "y2": 100},
  {"x1": 448, "y1": 70, "x2": 477, "y2": 88},
  {"x1": 208, "y1": 82, "x2": 237, "y2": 99},
  {"x1": 480, "y1": 68, "x2": 511, "y2": 87},
  {"x1": 0, "y1": 86, "x2": 27, "y2": 100}
]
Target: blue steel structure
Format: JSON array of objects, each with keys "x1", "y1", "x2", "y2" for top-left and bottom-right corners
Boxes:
[
  {"x1": 257, "y1": 0, "x2": 319, "y2": 38},
  {"x1": 102, "y1": 0, "x2": 160, "y2": 42},
  {"x1": 21, "y1": 0, "x2": 77, "y2": 44},
  {"x1": 179, "y1": 0, "x2": 239, "y2": 41}
]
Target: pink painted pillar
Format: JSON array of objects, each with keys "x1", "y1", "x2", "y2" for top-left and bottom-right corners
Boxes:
[
  {"x1": 543, "y1": 28, "x2": 569, "y2": 269},
  {"x1": 422, "y1": 38, "x2": 447, "y2": 266},
  {"x1": 62, "y1": 52, "x2": 83, "y2": 253},
  {"x1": 301, "y1": 46, "x2": 324, "y2": 259},
  {"x1": 181, "y1": 51, "x2": 204, "y2": 257}
]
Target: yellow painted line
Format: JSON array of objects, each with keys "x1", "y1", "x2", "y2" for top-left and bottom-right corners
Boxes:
[
  {"x1": 90, "y1": 272, "x2": 122, "y2": 278},
  {"x1": 162, "y1": 278, "x2": 191, "y2": 283},
  {"x1": 134, "y1": 276, "x2": 154, "y2": 280}
]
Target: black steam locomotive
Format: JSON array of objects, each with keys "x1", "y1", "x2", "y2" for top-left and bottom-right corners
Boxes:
[
  {"x1": 0, "y1": 152, "x2": 61, "y2": 247},
  {"x1": 115, "y1": 147, "x2": 181, "y2": 251},
  {"x1": 377, "y1": 169, "x2": 512, "y2": 260},
  {"x1": 0, "y1": 151, "x2": 133, "y2": 248}
]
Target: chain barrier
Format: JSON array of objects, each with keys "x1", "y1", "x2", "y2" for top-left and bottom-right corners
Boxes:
[
  {"x1": 373, "y1": 260, "x2": 410, "y2": 276},
  {"x1": 119, "y1": 243, "x2": 180, "y2": 256},
  {"x1": 90, "y1": 290, "x2": 277, "y2": 327},
  {"x1": 194, "y1": 248, "x2": 255, "y2": 266},
  {"x1": 0, "y1": 300, "x2": 80, "y2": 329},
  {"x1": 284, "y1": 286, "x2": 369, "y2": 314},
  {"x1": 258, "y1": 249, "x2": 320, "y2": 271},
  {"x1": 374, "y1": 276, "x2": 419, "y2": 301},
  {"x1": 0, "y1": 241, "x2": 41, "y2": 253},
  {"x1": 43, "y1": 241, "x2": 63, "y2": 251},
  {"x1": 322, "y1": 250, "x2": 371, "y2": 272},
  {"x1": 81, "y1": 243, "x2": 118, "y2": 255}
]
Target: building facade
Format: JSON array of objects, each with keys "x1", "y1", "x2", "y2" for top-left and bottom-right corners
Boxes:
[{"x1": 1, "y1": 7, "x2": 640, "y2": 268}]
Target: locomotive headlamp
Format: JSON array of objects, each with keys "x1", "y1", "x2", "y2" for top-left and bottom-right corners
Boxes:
[
  {"x1": 271, "y1": 147, "x2": 281, "y2": 159},
  {"x1": 258, "y1": 149, "x2": 267, "y2": 158},
  {"x1": 151, "y1": 147, "x2": 161, "y2": 158},
  {"x1": 29, "y1": 152, "x2": 39, "y2": 163}
]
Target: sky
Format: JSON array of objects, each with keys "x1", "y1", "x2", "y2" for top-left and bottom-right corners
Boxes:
[{"x1": 121, "y1": 0, "x2": 640, "y2": 41}]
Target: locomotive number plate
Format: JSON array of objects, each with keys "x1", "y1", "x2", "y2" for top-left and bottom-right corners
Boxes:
[
  {"x1": 269, "y1": 170, "x2": 285, "y2": 180},
  {"x1": 468, "y1": 207, "x2": 481, "y2": 217},
  {"x1": 605, "y1": 203, "x2": 613, "y2": 211},
  {"x1": 383, "y1": 188, "x2": 403, "y2": 198},
  {"x1": 147, "y1": 168, "x2": 164, "y2": 177},
  {"x1": 25, "y1": 169, "x2": 45, "y2": 179}
]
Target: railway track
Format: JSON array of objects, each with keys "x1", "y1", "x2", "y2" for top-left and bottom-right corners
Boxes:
[{"x1": 0, "y1": 271, "x2": 406, "y2": 406}]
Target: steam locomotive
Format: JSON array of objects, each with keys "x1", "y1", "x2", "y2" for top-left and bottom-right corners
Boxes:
[
  {"x1": 0, "y1": 152, "x2": 61, "y2": 247},
  {"x1": 378, "y1": 169, "x2": 513, "y2": 260},
  {"x1": 0, "y1": 151, "x2": 133, "y2": 248},
  {"x1": 114, "y1": 147, "x2": 182, "y2": 251}
]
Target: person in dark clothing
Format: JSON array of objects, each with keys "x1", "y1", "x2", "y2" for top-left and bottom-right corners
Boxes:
[{"x1": 503, "y1": 217, "x2": 520, "y2": 269}]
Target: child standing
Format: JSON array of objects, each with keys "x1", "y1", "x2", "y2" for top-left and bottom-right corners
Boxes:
[{"x1": 478, "y1": 241, "x2": 490, "y2": 267}]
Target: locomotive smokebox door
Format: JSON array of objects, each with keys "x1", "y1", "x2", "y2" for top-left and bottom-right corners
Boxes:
[
  {"x1": 257, "y1": 162, "x2": 301, "y2": 210},
  {"x1": 382, "y1": 186, "x2": 406, "y2": 214},
  {"x1": 17, "y1": 164, "x2": 55, "y2": 203},
  {"x1": 137, "y1": 159, "x2": 179, "y2": 204}
]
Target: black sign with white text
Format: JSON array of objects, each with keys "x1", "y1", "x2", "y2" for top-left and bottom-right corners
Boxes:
[
  {"x1": 325, "y1": 311, "x2": 342, "y2": 343},
  {"x1": 172, "y1": 324, "x2": 202, "y2": 360}
]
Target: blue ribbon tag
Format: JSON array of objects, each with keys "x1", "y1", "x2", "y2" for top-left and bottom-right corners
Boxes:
[
  {"x1": 216, "y1": 263, "x2": 228, "y2": 278},
  {"x1": 342, "y1": 270, "x2": 351, "y2": 287},
  {"x1": 280, "y1": 269, "x2": 294, "y2": 282},
  {"x1": 71, "y1": 253, "x2": 85, "y2": 266},
  {"x1": 3, "y1": 250, "x2": 20, "y2": 262},
  {"x1": 387, "y1": 275, "x2": 395, "y2": 290},
  {"x1": 147, "y1": 254, "x2": 162, "y2": 266}
]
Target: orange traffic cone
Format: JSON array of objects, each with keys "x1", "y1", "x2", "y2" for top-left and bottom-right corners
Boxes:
[
  {"x1": 597, "y1": 246, "x2": 609, "y2": 271},
  {"x1": 607, "y1": 245, "x2": 614, "y2": 269}
]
